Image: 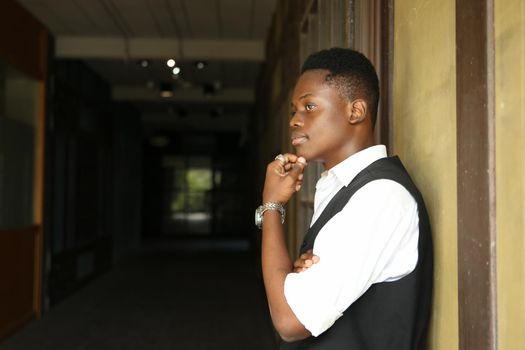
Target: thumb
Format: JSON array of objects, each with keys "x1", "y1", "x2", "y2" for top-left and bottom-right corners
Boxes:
[{"x1": 289, "y1": 157, "x2": 307, "y2": 179}]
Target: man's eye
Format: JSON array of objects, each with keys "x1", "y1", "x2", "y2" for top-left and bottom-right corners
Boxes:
[{"x1": 305, "y1": 104, "x2": 316, "y2": 111}]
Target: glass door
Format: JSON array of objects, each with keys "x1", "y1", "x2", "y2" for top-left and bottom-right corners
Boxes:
[{"x1": 162, "y1": 155, "x2": 213, "y2": 235}]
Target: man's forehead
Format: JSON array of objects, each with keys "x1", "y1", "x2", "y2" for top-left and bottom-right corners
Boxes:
[
  {"x1": 299, "y1": 68, "x2": 331, "y2": 81},
  {"x1": 290, "y1": 93, "x2": 314, "y2": 107},
  {"x1": 293, "y1": 71, "x2": 333, "y2": 97}
]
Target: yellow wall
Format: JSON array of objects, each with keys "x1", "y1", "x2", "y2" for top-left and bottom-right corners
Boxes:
[
  {"x1": 393, "y1": 1, "x2": 458, "y2": 349},
  {"x1": 495, "y1": 1, "x2": 525, "y2": 349}
]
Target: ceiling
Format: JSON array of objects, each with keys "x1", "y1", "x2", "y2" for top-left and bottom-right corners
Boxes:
[{"x1": 16, "y1": 0, "x2": 277, "y2": 134}]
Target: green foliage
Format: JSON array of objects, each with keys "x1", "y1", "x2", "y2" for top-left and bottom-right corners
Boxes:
[{"x1": 170, "y1": 167, "x2": 212, "y2": 213}]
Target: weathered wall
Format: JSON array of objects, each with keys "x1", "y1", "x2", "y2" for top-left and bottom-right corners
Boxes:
[
  {"x1": 495, "y1": 0, "x2": 525, "y2": 349},
  {"x1": 393, "y1": 1, "x2": 458, "y2": 349}
]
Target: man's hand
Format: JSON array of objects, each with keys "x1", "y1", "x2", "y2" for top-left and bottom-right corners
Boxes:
[
  {"x1": 293, "y1": 250, "x2": 320, "y2": 272},
  {"x1": 263, "y1": 153, "x2": 307, "y2": 205}
]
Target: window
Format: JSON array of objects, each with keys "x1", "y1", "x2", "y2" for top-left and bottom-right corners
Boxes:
[
  {"x1": 162, "y1": 156, "x2": 212, "y2": 235},
  {"x1": 0, "y1": 60, "x2": 38, "y2": 229}
]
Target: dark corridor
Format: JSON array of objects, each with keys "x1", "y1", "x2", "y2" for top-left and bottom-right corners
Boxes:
[
  {"x1": 0, "y1": 0, "x2": 276, "y2": 348},
  {"x1": 12, "y1": 58, "x2": 270, "y2": 349},
  {"x1": 142, "y1": 132, "x2": 251, "y2": 238},
  {"x1": 0, "y1": 242, "x2": 277, "y2": 350}
]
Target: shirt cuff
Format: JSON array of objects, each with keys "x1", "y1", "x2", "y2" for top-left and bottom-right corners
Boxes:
[{"x1": 284, "y1": 272, "x2": 343, "y2": 337}]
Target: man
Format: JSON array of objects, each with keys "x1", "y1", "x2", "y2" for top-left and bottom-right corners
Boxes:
[{"x1": 256, "y1": 48, "x2": 433, "y2": 349}]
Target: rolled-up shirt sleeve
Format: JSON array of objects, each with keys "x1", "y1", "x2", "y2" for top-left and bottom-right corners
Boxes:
[{"x1": 283, "y1": 179, "x2": 419, "y2": 337}]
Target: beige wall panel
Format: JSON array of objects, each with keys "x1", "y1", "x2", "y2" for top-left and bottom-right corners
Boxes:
[
  {"x1": 495, "y1": 0, "x2": 525, "y2": 349},
  {"x1": 393, "y1": 1, "x2": 458, "y2": 349}
]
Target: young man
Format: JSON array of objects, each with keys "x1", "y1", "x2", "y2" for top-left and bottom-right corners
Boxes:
[{"x1": 256, "y1": 48, "x2": 433, "y2": 349}]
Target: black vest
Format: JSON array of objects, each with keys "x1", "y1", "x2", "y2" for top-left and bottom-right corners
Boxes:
[{"x1": 280, "y1": 156, "x2": 433, "y2": 350}]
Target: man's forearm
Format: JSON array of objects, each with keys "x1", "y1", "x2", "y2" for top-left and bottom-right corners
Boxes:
[{"x1": 261, "y1": 210, "x2": 311, "y2": 342}]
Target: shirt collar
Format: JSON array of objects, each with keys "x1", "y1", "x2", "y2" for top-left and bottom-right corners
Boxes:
[{"x1": 322, "y1": 145, "x2": 388, "y2": 187}]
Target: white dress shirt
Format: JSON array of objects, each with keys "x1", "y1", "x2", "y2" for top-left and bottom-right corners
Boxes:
[{"x1": 283, "y1": 145, "x2": 419, "y2": 337}]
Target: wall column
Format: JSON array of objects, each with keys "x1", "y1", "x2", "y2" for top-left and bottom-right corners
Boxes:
[{"x1": 456, "y1": 1, "x2": 497, "y2": 349}]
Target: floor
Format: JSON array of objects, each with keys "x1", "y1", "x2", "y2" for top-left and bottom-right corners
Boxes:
[{"x1": 0, "y1": 240, "x2": 277, "y2": 350}]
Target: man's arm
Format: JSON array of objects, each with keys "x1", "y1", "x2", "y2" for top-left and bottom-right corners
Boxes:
[
  {"x1": 261, "y1": 211, "x2": 311, "y2": 341},
  {"x1": 282, "y1": 180, "x2": 420, "y2": 337},
  {"x1": 260, "y1": 154, "x2": 310, "y2": 342}
]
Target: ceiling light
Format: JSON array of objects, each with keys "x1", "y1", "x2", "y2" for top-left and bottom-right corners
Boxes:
[
  {"x1": 172, "y1": 66, "x2": 181, "y2": 75},
  {"x1": 167, "y1": 59, "x2": 176, "y2": 67},
  {"x1": 159, "y1": 82, "x2": 173, "y2": 98},
  {"x1": 195, "y1": 61, "x2": 207, "y2": 70},
  {"x1": 160, "y1": 90, "x2": 173, "y2": 98},
  {"x1": 138, "y1": 59, "x2": 150, "y2": 68}
]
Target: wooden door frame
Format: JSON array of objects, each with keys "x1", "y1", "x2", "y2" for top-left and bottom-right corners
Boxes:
[{"x1": 456, "y1": 0, "x2": 497, "y2": 349}]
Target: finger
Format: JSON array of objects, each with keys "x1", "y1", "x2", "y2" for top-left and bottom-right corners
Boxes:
[
  {"x1": 295, "y1": 178, "x2": 304, "y2": 191},
  {"x1": 271, "y1": 155, "x2": 288, "y2": 174},
  {"x1": 272, "y1": 154, "x2": 304, "y2": 167},
  {"x1": 282, "y1": 153, "x2": 299, "y2": 164},
  {"x1": 294, "y1": 258, "x2": 308, "y2": 268},
  {"x1": 295, "y1": 250, "x2": 314, "y2": 269},
  {"x1": 312, "y1": 255, "x2": 320, "y2": 263},
  {"x1": 274, "y1": 153, "x2": 297, "y2": 168},
  {"x1": 300, "y1": 252, "x2": 311, "y2": 259},
  {"x1": 272, "y1": 160, "x2": 288, "y2": 176},
  {"x1": 288, "y1": 159, "x2": 306, "y2": 181},
  {"x1": 272, "y1": 155, "x2": 306, "y2": 177},
  {"x1": 275, "y1": 155, "x2": 300, "y2": 174}
]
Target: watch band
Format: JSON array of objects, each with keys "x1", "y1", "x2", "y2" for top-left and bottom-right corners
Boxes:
[{"x1": 255, "y1": 202, "x2": 285, "y2": 229}]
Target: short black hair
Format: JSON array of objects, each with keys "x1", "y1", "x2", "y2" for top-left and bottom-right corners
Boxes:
[{"x1": 301, "y1": 47, "x2": 380, "y2": 125}]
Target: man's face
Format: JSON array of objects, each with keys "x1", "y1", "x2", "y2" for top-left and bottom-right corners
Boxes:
[{"x1": 290, "y1": 69, "x2": 353, "y2": 169}]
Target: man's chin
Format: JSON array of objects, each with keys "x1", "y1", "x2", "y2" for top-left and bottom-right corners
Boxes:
[
  {"x1": 295, "y1": 151, "x2": 315, "y2": 163},
  {"x1": 295, "y1": 150, "x2": 307, "y2": 160}
]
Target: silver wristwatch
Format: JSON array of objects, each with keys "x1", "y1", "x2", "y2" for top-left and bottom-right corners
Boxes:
[{"x1": 255, "y1": 202, "x2": 285, "y2": 229}]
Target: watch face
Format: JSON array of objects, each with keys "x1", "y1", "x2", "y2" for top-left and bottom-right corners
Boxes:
[{"x1": 255, "y1": 207, "x2": 262, "y2": 228}]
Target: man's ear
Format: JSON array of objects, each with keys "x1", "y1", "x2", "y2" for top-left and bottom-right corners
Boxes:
[{"x1": 346, "y1": 99, "x2": 368, "y2": 125}]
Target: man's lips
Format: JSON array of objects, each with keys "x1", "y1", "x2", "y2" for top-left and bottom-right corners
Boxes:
[{"x1": 291, "y1": 133, "x2": 308, "y2": 146}]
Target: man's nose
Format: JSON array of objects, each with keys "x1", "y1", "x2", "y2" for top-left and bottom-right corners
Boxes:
[{"x1": 290, "y1": 113, "x2": 303, "y2": 128}]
